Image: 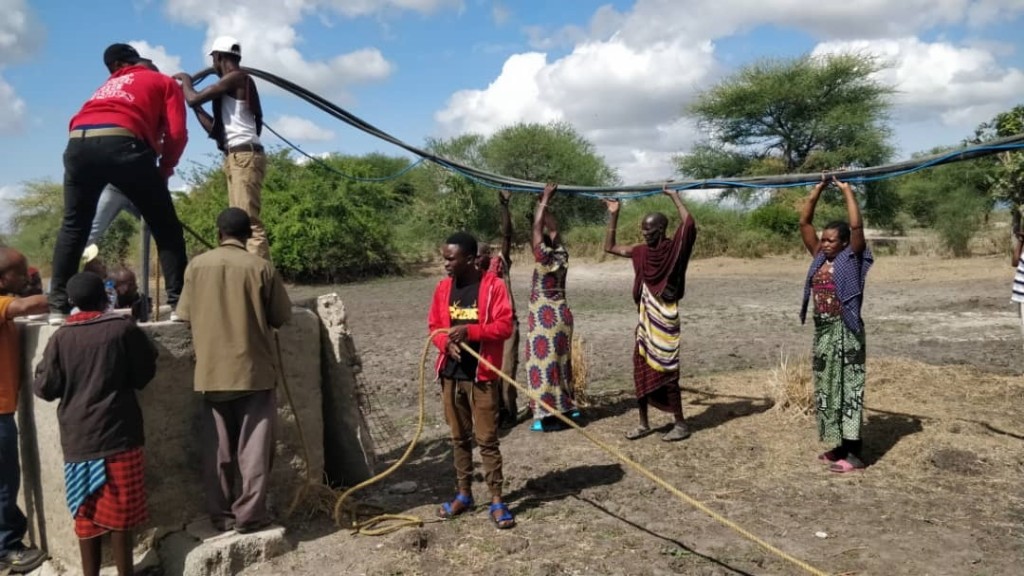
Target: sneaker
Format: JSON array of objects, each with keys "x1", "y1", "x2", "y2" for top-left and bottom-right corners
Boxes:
[
  {"x1": 169, "y1": 311, "x2": 183, "y2": 322},
  {"x1": 0, "y1": 545, "x2": 48, "y2": 573},
  {"x1": 47, "y1": 313, "x2": 67, "y2": 326}
]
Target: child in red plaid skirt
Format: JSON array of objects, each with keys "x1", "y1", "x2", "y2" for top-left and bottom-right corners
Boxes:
[{"x1": 34, "y1": 272, "x2": 157, "y2": 576}]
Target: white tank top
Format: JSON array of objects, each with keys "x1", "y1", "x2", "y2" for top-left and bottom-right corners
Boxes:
[{"x1": 220, "y1": 95, "x2": 261, "y2": 148}]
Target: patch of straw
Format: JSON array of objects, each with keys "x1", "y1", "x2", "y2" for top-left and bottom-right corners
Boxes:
[
  {"x1": 765, "y1": 350, "x2": 813, "y2": 417},
  {"x1": 572, "y1": 333, "x2": 591, "y2": 407}
]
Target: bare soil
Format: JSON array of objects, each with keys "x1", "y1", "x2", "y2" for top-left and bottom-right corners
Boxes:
[{"x1": 248, "y1": 254, "x2": 1024, "y2": 576}]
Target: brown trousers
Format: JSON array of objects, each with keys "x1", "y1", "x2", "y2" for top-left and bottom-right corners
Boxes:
[
  {"x1": 223, "y1": 150, "x2": 270, "y2": 260},
  {"x1": 441, "y1": 378, "x2": 503, "y2": 498},
  {"x1": 202, "y1": 389, "x2": 276, "y2": 527}
]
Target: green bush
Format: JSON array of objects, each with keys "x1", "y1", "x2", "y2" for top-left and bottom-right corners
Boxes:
[
  {"x1": 934, "y1": 190, "x2": 987, "y2": 257},
  {"x1": 175, "y1": 151, "x2": 413, "y2": 282},
  {"x1": 749, "y1": 202, "x2": 799, "y2": 236}
]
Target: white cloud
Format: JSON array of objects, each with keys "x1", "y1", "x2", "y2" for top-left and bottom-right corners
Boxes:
[
  {"x1": 0, "y1": 77, "x2": 26, "y2": 134},
  {"x1": 269, "y1": 114, "x2": 336, "y2": 141},
  {"x1": 813, "y1": 37, "x2": 1024, "y2": 130},
  {"x1": 0, "y1": 0, "x2": 42, "y2": 135},
  {"x1": 0, "y1": 0, "x2": 43, "y2": 65},
  {"x1": 129, "y1": 40, "x2": 183, "y2": 75},
  {"x1": 320, "y1": 0, "x2": 462, "y2": 18},
  {"x1": 436, "y1": 0, "x2": 1024, "y2": 183},
  {"x1": 163, "y1": 0, "x2": 459, "y2": 100}
]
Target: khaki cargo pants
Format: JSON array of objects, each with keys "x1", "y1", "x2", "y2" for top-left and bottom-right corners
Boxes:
[{"x1": 223, "y1": 150, "x2": 270, "y2": 260}]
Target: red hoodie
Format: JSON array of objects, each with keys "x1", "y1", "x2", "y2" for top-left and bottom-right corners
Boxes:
[
  {"x1": 428, "y1": 272, "x2": 513, "y2": 382},
  {"x1": 69, "y1": 64, "x2": 187, "y2": 179}
]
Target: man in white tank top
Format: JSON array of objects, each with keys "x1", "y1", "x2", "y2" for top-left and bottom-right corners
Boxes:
[{"x1": 175, "y1": 36, "x2": 270, "y2": 260}]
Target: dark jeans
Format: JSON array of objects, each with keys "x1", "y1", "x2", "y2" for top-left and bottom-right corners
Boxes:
[
  {"x1": 0, "y1": 414, "x2": 28, "y2": 554},
  {"x1": 50, "y1": 134, "x2": 187, "y2": 313}
]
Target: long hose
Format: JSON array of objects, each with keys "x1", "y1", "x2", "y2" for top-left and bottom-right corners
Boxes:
[{"x1": 185, "y1": 67, "x2": 1024, "y2": 198}]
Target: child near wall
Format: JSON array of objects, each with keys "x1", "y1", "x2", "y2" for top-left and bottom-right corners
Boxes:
[{"x1": 33, "y1": 272, "x2": 158, "y2": 576}]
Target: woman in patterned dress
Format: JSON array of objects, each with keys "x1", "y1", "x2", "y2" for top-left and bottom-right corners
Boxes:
[
  {"x1": 525, "y1": 183, "x2": 578, "y2": 432},
  {"x1": 799, "y1": 176, "x2": 873, "y2": 473}
]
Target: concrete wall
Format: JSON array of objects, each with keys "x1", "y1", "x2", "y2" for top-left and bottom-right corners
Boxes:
[{"x1": 16, "y1": 309, "x2": 327, "y2": 573}]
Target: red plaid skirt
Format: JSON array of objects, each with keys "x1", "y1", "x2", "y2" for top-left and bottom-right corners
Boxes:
[
  {"x1": 633, "y1": 346, "x2": 681, "y2": 413},
  {"x1": 74, "y1": 448, "x2": 149, "y2": 539}
]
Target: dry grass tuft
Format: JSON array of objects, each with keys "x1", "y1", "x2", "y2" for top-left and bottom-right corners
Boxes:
[
  {"x1": 765, "y1": 350, "x2": 813, "y2": 416},
  {"x1": 572, "y1": 333, "x2": 592, "y2": 407}
]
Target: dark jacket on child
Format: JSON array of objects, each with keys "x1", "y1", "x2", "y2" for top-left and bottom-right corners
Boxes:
[{"x1": 33, "y1": 314, "x2": 157, "y2": 462}]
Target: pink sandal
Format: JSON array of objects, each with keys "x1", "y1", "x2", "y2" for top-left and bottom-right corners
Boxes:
[{"x1": 829, "y1": 458, "x2": 865, "y2": 473}]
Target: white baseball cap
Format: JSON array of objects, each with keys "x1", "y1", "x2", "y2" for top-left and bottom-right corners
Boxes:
[{"x1": 209, "y1": 36, "x2": 241, "y2": 57}]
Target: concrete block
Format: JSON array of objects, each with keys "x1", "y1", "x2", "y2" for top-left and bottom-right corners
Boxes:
[
  {"x1": 315, "y1": 294, "x2": 375, "y2": 486},
  {"x1": 158, "y1": 519, "x2": 291, "y2": 576}
]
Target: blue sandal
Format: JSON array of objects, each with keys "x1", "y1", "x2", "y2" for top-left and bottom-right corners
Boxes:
[
  {"x1": 489, "y1": 502, "x2": 515, "y2": 529},
  {"x1": 438, "y1": 493, "x2": 474, "y2": 519}
]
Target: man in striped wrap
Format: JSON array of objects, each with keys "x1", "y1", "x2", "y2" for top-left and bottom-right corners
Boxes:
[{"x1": 603, "y1": 186, "x2": 697, "y2": 442}]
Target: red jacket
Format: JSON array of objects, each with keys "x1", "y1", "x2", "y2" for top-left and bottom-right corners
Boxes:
[
  {"x1": 69, "y1": 65, "x2": 188, "y2": 178},
  {"x1": 428, "y1": 272, "x2": 513, "y2": 382}
]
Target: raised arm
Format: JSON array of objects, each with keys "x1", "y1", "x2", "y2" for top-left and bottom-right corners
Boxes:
[
  {"x1": 603, "y1": 198, "x2": 633, "y2": 257},
  {"x1": 799, "y1": 179, "x2": 827, "y2": 256},
  {"x1": 174, "y1": 71, "x2": 245, "y2": 108},
  {"x1": 663, "y1": 184, "x2": 690, "y2": 226},
  {"x1": 159, "y1": 79, "x2": 188, "y2": 179},
  {"x1": 835, "y1": 178, "x2": 865, "y2": 254},
  {"x1": 498, "y1": 190, "x2": 513, "y2": 265},
  {"x1": 533, "y1": 183, "x2": 556, "y2": 250}
]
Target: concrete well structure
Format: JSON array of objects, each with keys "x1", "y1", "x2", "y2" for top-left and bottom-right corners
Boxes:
[{"x1": 15, "y1": 297, "x2": 374, "y2": 575}]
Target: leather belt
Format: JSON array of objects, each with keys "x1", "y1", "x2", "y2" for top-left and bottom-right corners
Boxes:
[
  {"x1": 226, "y1": 143, "x2": 264, "y2": 154},
  {"x1": 69, "y1": 127, "x2": 136, "y2": 139}
]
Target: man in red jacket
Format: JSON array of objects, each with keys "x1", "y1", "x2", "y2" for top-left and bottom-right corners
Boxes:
[
  {"x1": 427, "y1": 232, "x2": 516, "y2": 529},
  {"x1": 48, "y1": 43, "x2": 189, "y2": 325}
]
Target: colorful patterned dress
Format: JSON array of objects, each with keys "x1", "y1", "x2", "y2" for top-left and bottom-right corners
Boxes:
[
  {"x1": 811, "y1": 263, "x2": 866, "y2": 446},
  {"x1": 524, "y1": 242, "x2": 575, "y2": 418}
]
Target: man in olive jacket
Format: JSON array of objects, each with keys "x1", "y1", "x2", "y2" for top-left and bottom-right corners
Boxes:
[{"x1": 176, "y1": 208, "x2": 292, "y2": 533}]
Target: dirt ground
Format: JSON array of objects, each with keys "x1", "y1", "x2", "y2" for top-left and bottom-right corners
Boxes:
[{"x1": 250, "y1": 254, "x2": 1024, "y2": 576}]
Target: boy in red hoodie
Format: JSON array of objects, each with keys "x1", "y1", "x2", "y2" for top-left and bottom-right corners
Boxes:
[{"x1": 427, "y1": 232, "x2": 515, "y2": 529}]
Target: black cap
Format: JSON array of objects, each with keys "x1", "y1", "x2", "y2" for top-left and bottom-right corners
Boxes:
[{"x1": 103, "y1": 43, "x2": 143, "y2": 69}]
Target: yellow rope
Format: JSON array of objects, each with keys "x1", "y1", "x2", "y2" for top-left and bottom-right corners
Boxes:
[
  {"x1": 331, "y1": 329, "x2": 830, "y2": 575},
  {"x1": 460, "y1": 344, "x2": 830, "y2": 576},
  {"x1": 329, "y1": 330, "x2": 441, "y2": 534}
]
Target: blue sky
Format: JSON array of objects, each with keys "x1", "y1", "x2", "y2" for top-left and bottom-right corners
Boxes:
[{"x1": 2, "y1": 0, "x2": 1024, "y2": 230}]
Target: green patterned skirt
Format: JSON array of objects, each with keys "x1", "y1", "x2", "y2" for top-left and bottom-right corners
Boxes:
[{"x1": 812, "y1": 315, "x2": 866, "y2": 446}]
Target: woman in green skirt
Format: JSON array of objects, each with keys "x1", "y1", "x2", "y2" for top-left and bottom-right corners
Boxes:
[{"x1": 799, "y1": 176, "x2": 873, "y2": 473}]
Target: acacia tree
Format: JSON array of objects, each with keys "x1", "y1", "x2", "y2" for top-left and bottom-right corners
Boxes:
[
  {"x1": 677, "y1": 52, "x2": 898, "y2": 226},
  {"x1": 680, "y1": 53, "x2": 894, "y2": 175}
]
